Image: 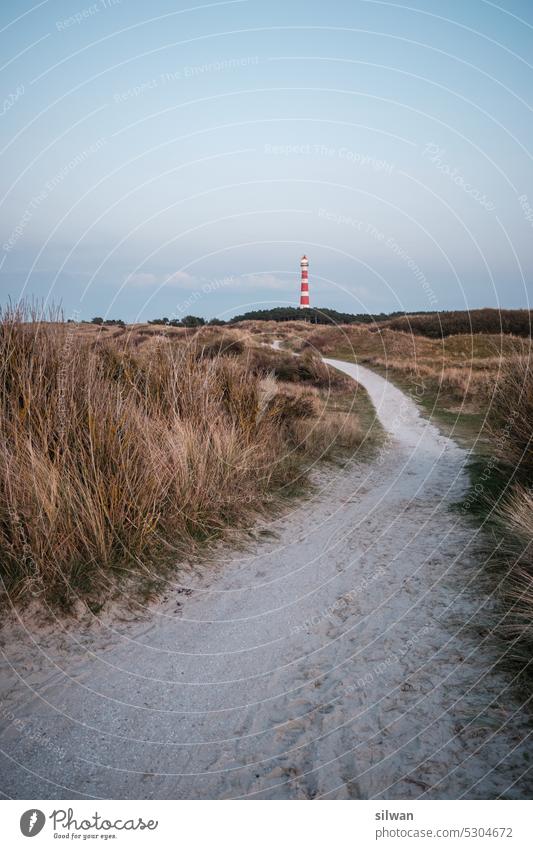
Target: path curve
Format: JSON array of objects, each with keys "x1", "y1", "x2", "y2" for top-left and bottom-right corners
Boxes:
[{"x1": 0, "y1": 359, "x2": 530, "y2": 799}]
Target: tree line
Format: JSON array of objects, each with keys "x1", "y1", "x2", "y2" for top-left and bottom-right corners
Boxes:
[{"x1": 89, "y1": 307, "x2": 532, "y2": 337}]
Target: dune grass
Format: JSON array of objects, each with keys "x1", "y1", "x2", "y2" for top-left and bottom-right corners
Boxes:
[
  {"x1": 488, "y1": 357, "x2": 533, "y2": 685},
  {"x1": 0, "y1": 307, "x2": 373, "y2": 610}
]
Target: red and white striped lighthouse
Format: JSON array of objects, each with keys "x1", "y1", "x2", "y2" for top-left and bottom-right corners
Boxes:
[{"x1": 299, "y1": 255, "x2": 310, "y2": 308}]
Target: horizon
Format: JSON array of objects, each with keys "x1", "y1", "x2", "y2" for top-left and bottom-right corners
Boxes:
[
  {"x1": 4, "y1": 301, "x2": 531, "y2": 326},
  {"x1": 1, "y1": 1, "x2": 532, "y2": 321}
]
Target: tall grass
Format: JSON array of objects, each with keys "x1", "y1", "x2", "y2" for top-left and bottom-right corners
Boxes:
[
  {"x1": 488, "y1": 353, "x2": 533, "y2": 478},
  {"x1": 0, "y1": 306, "x2": 364, "y2": 607},
  {"x1": 487, "y1": 356, "x2": 533, "y2": 678}
]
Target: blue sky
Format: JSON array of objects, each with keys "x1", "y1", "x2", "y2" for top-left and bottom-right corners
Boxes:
[{"x1": 1, "y1": 0, "x2": 532, "y2": 321}]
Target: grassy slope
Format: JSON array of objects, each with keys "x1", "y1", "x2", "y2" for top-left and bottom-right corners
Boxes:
[
  {"x1": 306, "y1": 330, "x2": 521, "y2": 443},
  {"x1": 0, "y1": 316, "x2": 382, "y2": 611}
]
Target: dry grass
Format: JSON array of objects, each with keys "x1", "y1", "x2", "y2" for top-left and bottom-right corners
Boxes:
[
  {"x1": 291, "y1": 412, "x2": 363, "y2": 460},
  {"x1": 294, "y1": 324, "x2": 530, "y2": 411},
  {"x1": 0, "y1": 307, "x2": 366, "y2": 608},
  {"x1": 242, "y1": 344, "x2": 351, "y2": 390},
  {"x1": 487, "y1": 356, "x2": 533, "y2": 676},
  {"x1": 487, "y1": 353, "x2": 533, "y2": 477},
  {"x1": 495, "y1": 486, "x2": 533, "y2": 670}
]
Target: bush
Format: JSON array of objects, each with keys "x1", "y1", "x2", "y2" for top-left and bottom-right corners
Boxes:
[
  {"x1": 381, "y1": 309, "x2": 532, "y2": 338},
  {"x1": 243, "y1": 345, "x2": 349, "y2": 389},
  {"x1": 195, "y1": 334, "x2": 245, "y2": 360},
  {"x1": 181, "y1": 315, "x2": 205, "y2": 327}
]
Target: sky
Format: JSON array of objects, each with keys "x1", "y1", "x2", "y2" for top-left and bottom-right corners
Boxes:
[{"x1": 1, "y1": 0, "x2": 532, "y2": 322}]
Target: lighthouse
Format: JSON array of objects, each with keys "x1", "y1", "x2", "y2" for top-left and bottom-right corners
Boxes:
[{"x1": 299, "y1": 255, "x2": 310, "y2": 308}]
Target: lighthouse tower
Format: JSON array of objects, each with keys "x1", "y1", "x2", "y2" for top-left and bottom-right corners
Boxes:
[{"x1": 299, "y1": 255, "x2": 310, "y2": 308}]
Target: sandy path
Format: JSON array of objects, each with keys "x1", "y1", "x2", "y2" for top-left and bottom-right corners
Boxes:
[{"x1": 0, "y1": 359, "x2": 531, "y2": 800}]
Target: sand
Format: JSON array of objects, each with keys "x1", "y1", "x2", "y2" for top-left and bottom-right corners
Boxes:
[{"x1": 0, "y1": 358, "x2": 531, "y2": 799}]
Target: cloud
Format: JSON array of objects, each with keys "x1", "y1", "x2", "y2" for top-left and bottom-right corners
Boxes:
[
  {"x1": 239, "y1": 273, "x2": 288, "y2": 291},
  {"x1": 164, "y1": 270, "x2": 198, "y2": 289},
  {"x1": 127, "y1": 272, "x2": 158, "y2": 287}
]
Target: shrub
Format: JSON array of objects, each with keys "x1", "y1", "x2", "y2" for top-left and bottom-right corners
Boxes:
[
  {"x1": 381, "y1": 309, "x2": 532, "y2": 338},
  {"x1": 243, "y1": 345, "x2": 349, "y2": 389},
  {"x1": 181, "y1": 315, "x2": 205, "y2": 327},
  {"x1": 195, "y1": 334, "x2": 245, "y2": 360}
]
